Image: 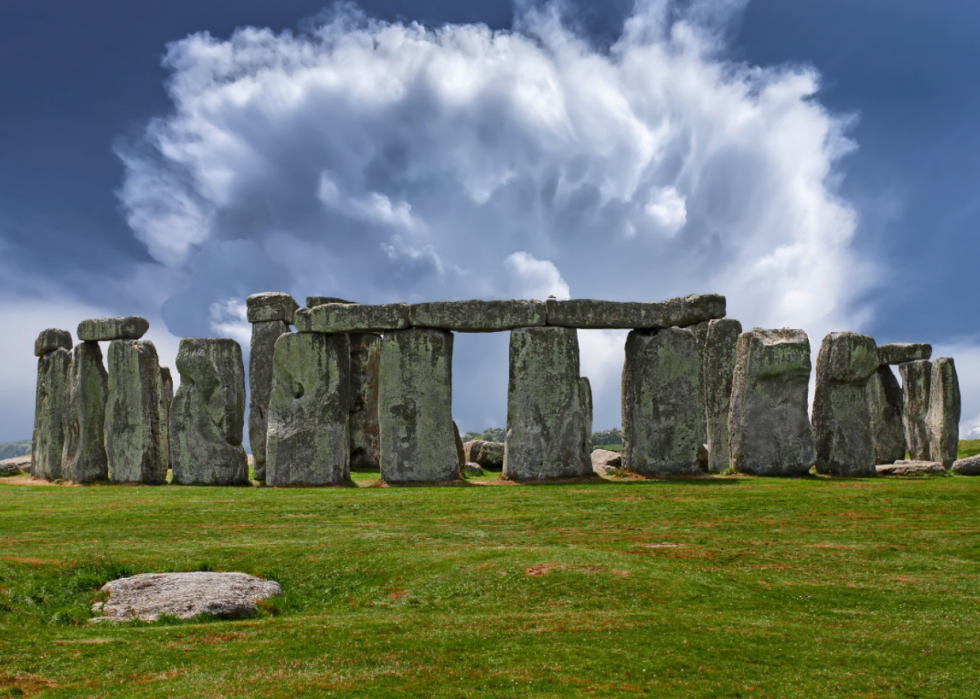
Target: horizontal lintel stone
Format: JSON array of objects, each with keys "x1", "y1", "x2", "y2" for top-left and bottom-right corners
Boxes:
[
  {"x1": 306, "y1": 297, "x2": 356, "y2": 308},
  {"x1": 877, "y1": 343, "x2": 932, "y2": 365},
  {"x1": 247, "y1": 293, "x2": 299, "y2": 324},
  {"x1": 294, "y1": 303, "x2": 410, "y2": 333},
  {"x1": 409, "y1": 300, "x2": 546, "y2": 332},
  {"x1": 77, "y1": 317, "x2": 149, "y2": 342},
  {"x1": 545, "y1": 293, "x2": 726, "y2": 329}
]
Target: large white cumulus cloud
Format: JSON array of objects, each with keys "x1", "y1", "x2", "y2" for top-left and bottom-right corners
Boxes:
[{"x1": 118, "y1": 0, "x2": 872, "y2": 433}]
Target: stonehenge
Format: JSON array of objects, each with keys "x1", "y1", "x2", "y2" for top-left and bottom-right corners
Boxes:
[
  {"x1": 927, "y1": 358, "x2": 960, "y2": 468},
  {"x1": 62, "y1": 341, "x2": 109, "y2": 483},
  {"x1": 866, "y1": 366, "x2": 906, "y2": 465},
  {"x1": 349, "y1": 333, "x2": 382, "y2": 471},
  {"x1": 899, "y1": 360, "x2": 933, "y2": 461},
  {"x1": 702, "y1": 319, "x2": 742, "y2": 473},
  {"x1": 31, "y1": 329, "x2": 73, "y2": 480}
]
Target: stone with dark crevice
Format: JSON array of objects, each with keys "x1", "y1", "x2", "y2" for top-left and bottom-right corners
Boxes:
[{"x1": 866, "y1": 365, "x2": 906, "y2": 465}]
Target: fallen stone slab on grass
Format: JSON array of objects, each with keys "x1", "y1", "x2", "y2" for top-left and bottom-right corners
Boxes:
[
  {"x1": 409, "y1": 300, "x2": 546, "y2": 332},
  {"x1": 877, "y1": 343, "x2": 932, "y2": 365},
  {"x1": 591, "y1": 448, "x2": 622, "y2": 476},
  {"x1": 951, "y1": 455, "x2": 980, "y2": 475},
  {"x1": 0, "y1": 456, "x2": 30, "y2": 476},
  {"x1": 92, "y1": 572, "x2": 282, "y2": 622},
  {"x1": 876, "y1": 461, "x2": 946, "y2": 476},
  {"x1": 77, "y1": 317, "x2": 149, "y2": 342}
]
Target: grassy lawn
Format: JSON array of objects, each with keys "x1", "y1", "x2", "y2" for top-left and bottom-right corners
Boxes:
[
  {"x1": 958, "y1": 440, "x2": 980, "y2": 459},
  {"x1": 2, "y1": 471, "x2": 980, "y2": 698}
]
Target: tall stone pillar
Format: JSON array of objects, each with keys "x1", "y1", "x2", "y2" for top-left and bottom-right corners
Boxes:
[
  {"x1": 159, "y1": 366, "x2": 173, "y2": 473},
  {"x1": 379, "y1": 328, "x2": 458, "y2": 483},
  {"x1": 866, "y1": 366, "x2": 906, "y2": 465},
  {"x1": 170, "y1": 339, "x2": 249, "y2": 485},
  {"x1": 899, "y1": 360, "x2": 932, "y2": 461},
  {"x1": 62, "y1": 341, "x2": 108, "y2": 483},
  {"x1": 31, "y1": 329, "x2": 73, "y2": 480},
  {"x1": 622, "y1": 327, "x2": 702, "y2": 476},
  {"x1": 927, "y1": 358, "x2": 960, "y2": 468},
  {"x1": 702, "y1": 318, "x2": 742, "y2": 473},
  {"x1": 349, "y1": 333, "x2": 382, "y2": 471},
  {"x1": 504, "y1": 326, "x2": 591, "y2": 480}
]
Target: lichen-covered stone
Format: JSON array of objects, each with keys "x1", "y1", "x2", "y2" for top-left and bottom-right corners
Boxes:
[
  {"x1": 246, "y1": 292, "x2": 299, "y2": 324},
  {"x1": 349, "y1": 333, "x2": 381, "y2": 471},
  {"x1": 622, "y1": 327, "x2": 702, "y2": 476},
  {"x1": 34, "y1": 328, "x2": 72, "y2": 357},
  {"x1": 409, "y1": 300, "x2": 546, "y2": 332},
  {"x1": 688, "y1": 321, "x2": 710, "y2": 464},
  {"x1": 77, "y1": 317, "x2": 149, "y2": 342},
  {"x1": 294, "y1": 303, "x2": 410, "y2": 333},
  {"x1": 62, "y1": 342, "x2": 108, "y2": 483},
  {"x1": 545, "y1": 294, "x2": 725, "y2": 329},
  {"x1": 927, "y1": 358, "x2": 960, "y2": 468},
  {"x1": 266, "y1": 333, "x2": 351, "y2": 486},
  {"x1": 866, "y1": 366, "x2": 906, "y2": 465},
  {"x1": 453, "y1": 422, "x2": 465, "y2": 472},
  {"x1": 702, "y1": 318, "x2": 742, "y2": 473},
  {"x1": 170, "y1": 339, "x2": 248, "y2": 485},
  {"x1": 105, "y1": 340, "x2": 168, "y2": 484},
  {"x1": 899, "y1": 360, "x2": 932, "y2": 461},
  {"x1": 463, "y1": 440, "x2": 505, "y2": 469},
  {"x1": 379, "y1": 329, "x2": 458, "y2": 483},
  {"x1": 952, "y1": 455, "x2": 980, "y2": 475},
  {"x1": 248, "y1": 320, "x2": 291, "y2": 482},
  {"x1": 812, "y1": 332, "x2": 879, "y2": 477},
  {"x1": 877, "y1": 343, "x2": 932, "y2": 365},
  {"x1": 876, "y1": 460, "x2": 945, "y2": 476},
  {"x1": 30, "y1": 348, "x2": 72, "y2": 480},
  {"x1": 580, "y1": 376, "x2": 593, "y2": 445},
  {"x1": 729, "y1": 329, "x2": 816, "y2": 476},
  {"x1": 306, "y1": 297, "x2": 355, "y2": 308}
]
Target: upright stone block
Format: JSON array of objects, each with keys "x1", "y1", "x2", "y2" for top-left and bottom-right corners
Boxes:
[
  {"x1": 170, "y1": 339, "x2": 249, "y2": 485},
  {"x1": 504, "y1": 327, "x2": 591, "y2": 480},
  {"x1": 622, "y1": 327, "x2": 702, "y2": 476},
  {"x1": 688, "y1": 321, "x2": 710, "y2": 465},
  {"x1": 899, "y1": 360, "x2": 932, "y2": 461},
  {"x1": 62, "y1": 342, "x2": 108, "y2": 483},
  {"x1": 34, "y1": 328, "x2": 72, "y2": 357},
  {"x1": 580, "y1": 376, "x2": 593, "y2": 445},
  {"x1": 159, "y1": 366, "x2": 173, "y2": 472},
  {"x1": 349, "y1": 333, "x2": 382, "y2": 471},
  {"x1": 812, "y1": 332, "x2": 879, "y2": 477},
  {"x1": 31, "y1": 343, "x2": 72, "y2": 480},
  {"x1": 246, "y1": 292, "x2": 299, "y2": 324},
  {"x1": 702, "y1": 318, "x2": 742, "y2": 472},
  {"x1": 453, "y1": 421, "x2": 465, "y2": 472},
  {"x1": 105, "y1": 340, "x2": 168, "y2": 484},
  {"x1": 248, "y1": 319, "x2": 291, "y2": 481},
  {"x1": 866, "y1": 366, "x2": 906, "y2": 465},
  {"x1": 927, "y1": 358, "x2": 960, "y2": 468},
  {"x1": 729, "y1": 329, "x2": 816, "y2": 476},
  {"x1": 266, "y1": 333, "x2": 351, "y2": 486},
  {"x1": 379, "y1": 329, "x2": 458, "y2": 483}
]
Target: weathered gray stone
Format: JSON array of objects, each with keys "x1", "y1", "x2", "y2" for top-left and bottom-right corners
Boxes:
[
  {"x1": 379, "y1": 329, "x2": 459, "y2": 483},
  {"x1": 866, "y1": 366, "x2": 906, "y2": 465},
  {"x1": 453, "y1": 422, "x2": 466, "y2": 472},
  {"x1": 812, "y1": 332, "x2": 879, "y2": 477},
  {"x1": 77, "y1": 317, "x2": 149, "y2": 342},
  {"x1": 266, "y1": 333, "x2": 351, "y2": 486},
  {"x1": 545, "y1": 293, "x2": 726, "y2": 329},
  {"x1": 294, "y1": 303, "x2": 410, "y2": 333},
  {"x1": 688, "y1": 321, "x2": 710, "y2": 466},
  {"x1": 952, "y1": 455, "x2": 980, "y2": 475},
  {"x1": 170, "y1": 339, "x2": 249, "y2": 485},
  {"x1": 159, "y1": 366, "x2": 173, "y2": 471},
  {"x1": 463, "y1": 462, "x2": 486, "y2": 476},
  {"x1": 927, "y1": 358, "x2": 960, "y2": 469},
  {"x1": 580, "y1": 376, "x2": 593, "y2": 446},
  {"x1": 30, "y1": 347, "x2": 72, "y2": 480},
  {"x1": 246, "y1": 292, "x2": 299, "y2": 324},
  {"x1": 463, "y1": 440, "x2": 505, "y2": 469},
  {"x1": 504, "y1": 327, "x2": 592, "y2": 480},
  {"x1": 899, "y1": 360, "x2": 932, "y2": 461},
  {"x1": 349, "y1": 333, "x2": 382, "y2": 471},
  {"x1": 0, "y1": 456, "x2": 30, "y2": 476},
  {"x1": 591, "y1": 448, "x2": 622, "y2": 476},
  {"x1": 105, "y1": 340, "x2": 168, "y2": 484},
  {"x1": 876, "y1": 460, "x2": 946, "y2": 476},
  {"x1": 93, "y1": 572, "x2": 281, "y2": 622},
  {"x1": 729, "y1": 329, "x2": 816, "y2": 476},
  {"x1": 702, "y1": 318, "x2": 742, "y2": 473},
  {"x1": 34, "y1": 328, "x2": 72, "y2": 357},
  {"x1": 62, "y1": 342, "x2": 108, "y2": 483},
  {"x1": 409, "y1": 300, "x2": 546, "y2": 332},
  {"x1": 622, "y1": 327, "x2": 702, "y2": 476},
  {"x1": 248, "y1": 320, "x2": 291, "y2": 482},
  {"x1": 306, "y1": 297, "x2": 355, "y2": 308},
  {"x1": 877, "y1": 343, "x2": 932, "y2": 365}
]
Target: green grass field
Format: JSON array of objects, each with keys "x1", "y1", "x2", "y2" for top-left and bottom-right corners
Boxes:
[{"x1": 3, "y1": 468, "x2": 980, "y2": 697}]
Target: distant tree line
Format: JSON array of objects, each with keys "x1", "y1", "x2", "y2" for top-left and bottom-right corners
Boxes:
[
  {"x1": 590, "y1": 428, "x2": 622, "y2": 446},
  {"x1": 0, "y1": 440, "x2": 31, "y2": 460}
]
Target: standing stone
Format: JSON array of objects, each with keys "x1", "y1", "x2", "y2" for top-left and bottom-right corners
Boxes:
[
  {"x1": 379, "y1": 329, "x2": 459, "y2": 483},
  {"x1": 159, "y1": 366, "x2": 173, "y2": 472},
  {"x1": 266, "y1": 333, "x2": 351, "y2": 486},
  {"x1": 105, "y1": 340, "x2": 168, "y2": 484},
  {"x1": 580, "y1": 376, "x2": 593, "y2": 447},
  {"x1": 170, "y1": 339, "x2": 249, "y2": 485},
  {"x1": 729, "y1": 329, "x2": 816, "y2": 476},
  {"x1": 899, "y1": 360, "x2": 932, "y2": 461},
  {"x1": 688, "y1": 322, "x2": 710, "y2": 460},
  {"x1": 504, "y1": 327, "x2": 592, "y2": 480},
  {"x1": 34, "y1": 328, "x2": 72, "y2": 357},
  {"x1": 622, "y1": 327, "x2": 702, "y2": 476},
  {"x1": 927, "y1": 358, "x2": 960, "y2": 468},
  {"x1": 866, "y1": 366, "x2": 906, "y2": 465},
  {"x1": 248, "y1": 320, "x2": 291, "y2": 482},
  {"x1": 453, "y1": 421, "x2": 466, "y2": 472},
  {"x1": 702, "y1": 318, "x2": 742, "y2": 473},
  {"x1": 62, "y1": 342, "x2": 108, "y2": 483},
  {"x1": 31, "y1": 330, "x2": 73, "y2": 480},
  {"x1": 349, "y1": 333, "x2": 382, "y2": 471}
]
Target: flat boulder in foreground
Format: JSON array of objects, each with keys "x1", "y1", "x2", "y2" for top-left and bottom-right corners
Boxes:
[
  {"x1": 952, "y1": 455, "x2": 980, "y2": 475},
  {"x1": 876, "y1": 460, "x2": 946, "y2": 476}
]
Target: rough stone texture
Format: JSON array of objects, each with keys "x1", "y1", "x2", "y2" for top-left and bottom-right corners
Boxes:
[
  {"x1": 105, "y1": 340, "x2": 168, "y2": 484},
  {"x1": 409, "y1": 300, "x2": 546, "y2": 332},
  {"x1": 876, "y1": 460, "x2": 946, "y2": 476},
  {"x1": 294, "y1": 303, "x2": 410, "y2": 333},
  {"x1": 622, "y1": 327, "x2": 703, "y2": 476},
  {"x1": 453, "y1": 422, "x2": 466, "y2": 472},
  {"x1": 170, "y1": 339, "x2": 249, "y2": 485},
  {"x1": 248, "y1": 320, "x2": 291, "y2": 482},
  {"x1": 545, "y1": 294, "x2": 726, "y2": 329},
  {"x1": 34, "y1": 328, "x2": 72, "y2": 357},
  {"x1": 729, "y1": 329, "x2": 816, "y2": 476},
  {"x1": 307, "y1": 297, "x2": 355, "y2": 308},
  {"x1": 62, "y1": 342, "x2": 108, "y2": 483},
  {"x1": 30, "y1": 348, "x2": 72, "y2": 480},
  {"x1": 94, "y1": 572, "x2": 281, "y2": 622},
  {"x1": 77, "y1": 317, "x2": 149, "y2": 342},
  {"x1": 266, "y1": 333, "x2": 351, "y2": 486},
  {"x1": 246, "y1": 292, "x2": 299, "y2": 324},
  {"x1": 702, "y1": 318, "x2": 742, "y2": 473},
  {"x1": 463, "y1": 440, "x2": 505, "y2": 469},
  {"x1": 0, "y1": 456, "x2": 30, "y2": 476},
  {"x1": 927, "y1": 358, "x2": 960, "y2": 468},
  {"x1": 160, "y1": 366, "x2": 174, "y2": 471},
  {"x1": 591, "y1": 448, "x2": 622, "y2": 476},
  {"x1": 379, "y1": 329, "x2": 459, "y2": 483},
  {"x1": 878, "y1": 343, "x2": 932, "y2": 365},
  {"x1": 580, "y1": 376, "x2": 593, "y2": 446},
  {"x1": 463, "y1": 462, "x2": 485, "y2": 476},
  {"x1": 812, "y1": 332, "x2": 879, "y2": 477},
  {"x1": 688, "y1": 321, "x2": 710, "y2": 466},
  {"x1": 952, "y1": 455, "x2": 980, "y2": 475},
  {"x1": 349, "y1": 333, "x2": 382, "y2": 471},
  {"x1": 899, "y1": 360, "x2": 932, "y2": 462},
  {"x1": 504, "y1": 327, "x2": 592, "y2": 480},
  {"x1": 866, "y1": 366, "x2": 906, "y2": 465}
]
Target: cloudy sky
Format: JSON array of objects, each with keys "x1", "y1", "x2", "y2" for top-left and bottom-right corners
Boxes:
[{"x1": 2, "y1": 0, "x2": 978, "y2": 445}]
